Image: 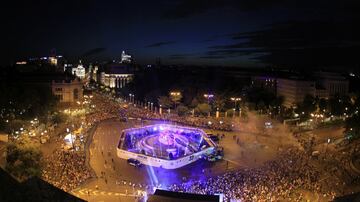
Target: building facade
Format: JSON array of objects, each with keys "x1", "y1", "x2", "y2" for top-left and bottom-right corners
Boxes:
[
  {"x1": 315, "y1": 72, "x2": 349, "y2": 97},
  {"x1": 277, "y1": 78, "x2": 315, "y2": 108},
  {"x1": 99, "y1": 63, "x2": 134, "y2": 88},
  {"x1": 52, "y1": 79, "x2": 83, "y2": 103},
  {"x1": 71, "y1": 61, "x2": 86, "y2": 79}
]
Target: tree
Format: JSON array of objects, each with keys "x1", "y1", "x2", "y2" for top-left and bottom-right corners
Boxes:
[
  {"x1": 344, "y1": 113, "x2": 360, "y2": 141},
  {"x1": 225, "y1": 108, "x2": 235, "y2": 117},
  {"x1": 169, "y1": 92, "x2": 182, "y2": 109},
  {"x1": 51, "y1": 113, "x2": 66, "y2": 124},
  {"x1": 176, "y1": 105, "x2": 189, "y2": 116},
  {"x1": 189, "y1": 98, "x2": 199, "y2": 109},
  {"x1": 195, "y1": 103, "x2": 211, "y2": 116},
  {"x1": 5, "y1": 142, "x2": 42, "y2": 181},
  {"x1": 257, "y1": 100, "x2": 266, "y2": 114},
  {"x1": 213, "y1": 95, "x2": 226, "y2": 112},
  {"x1": 157, "y1": 96, "x2": 173, "y2": 109},
  {"x1": 318, "y1": 98, "x2": 328, "y2": 112},
  {"x1": 296, "y1": 94, "x2": 316, "y2": 119}
]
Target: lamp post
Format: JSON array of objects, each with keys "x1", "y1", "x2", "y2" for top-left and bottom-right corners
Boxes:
[
  {"x1": 230, "y1": 97, "x2": 241, "y2": 117},
  {"x1": 204, "y1": 94, "x2": 214, "y2": 117},
  {"x1": 129, "y1": 93, "x2": 135, "y2": 103},
  {"x1": 159, "y1": 105, "x2": 162, "y2": 114},
  {"x1": 170, "y1": 91, "x2": 181, "y2": 109}
]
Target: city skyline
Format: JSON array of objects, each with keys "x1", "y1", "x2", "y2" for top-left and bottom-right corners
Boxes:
[{"x1": 1, "y1": 0, "x2": 359, "y2": 68}]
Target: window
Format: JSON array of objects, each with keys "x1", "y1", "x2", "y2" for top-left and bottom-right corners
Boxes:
[
  {"x1": 55, "y1": 94, "x2": 63, "y2": 101},
  {"x1": 55, "y1": 87, "x2": 62, "y2": 92},
  {"x1": 73, "y1": 88, "x2": 79, "y2": 100}
]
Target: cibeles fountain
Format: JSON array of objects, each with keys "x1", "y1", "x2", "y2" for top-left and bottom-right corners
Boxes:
[{"x1": 117, "y1": 124, "x2": 217, "y2": 169}]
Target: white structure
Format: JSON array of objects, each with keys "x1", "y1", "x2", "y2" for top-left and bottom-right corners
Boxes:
[
  {"x1": 315, "y1": 72, "x2": 349, "y2": 98},
  {"x1": 100, "y1": 72, "x2": 133, "y2": 88},
  {"x1": 72, "y1": 61, "x2": 86, "y2": 79},
  {"x1": 277, "y1": 78, "x2": 315, "y2": 108},
  {"x1": 117, "y1": 124, "x2": 217, "y2": 169},
  {"x1": 121, "y1": 51, "x2": 132, "y2": 63},
  {"x1": 100, "y1": 64, "x2": 134, "y2": 88},
  {"x1": 52, "y1": 78, "x2": 83, "y2": 103}
]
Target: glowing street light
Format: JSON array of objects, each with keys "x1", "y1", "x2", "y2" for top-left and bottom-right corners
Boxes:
[
  {"x1": 170, "y1": 91, "x2": 182, "y2": 109},
  {"x1": 231, "y1": 97, "x2": 241, "y2": 117},
  {"x1": 203, "y1": 94, "x2": 214, "y2": 103},
  {"x1": 129, "y1": 93, "x2": 135, "y2": 103},
  {"x1": 203, "y1": 94, "x2": 214, "y2": 116},
  {"x1": 170, "y1": 91, "x2": 181, "y2": 96}
]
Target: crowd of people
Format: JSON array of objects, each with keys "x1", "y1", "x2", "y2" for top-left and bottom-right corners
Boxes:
[
  {"x1": 84, "y1": 91, "x2": 233, "y2": 131},
  {"x1": 169, "y1": 147, "x2": 337, "y2": 202},
  {"x1": 42, "y1": 149, "x2": 93, "y2": 191},
  {"x1": 119, "y1": 100, "x2": 233, "y2": 131},
  {"x1": 84, "y1": 94, "x2": 119, "y2": 126}
]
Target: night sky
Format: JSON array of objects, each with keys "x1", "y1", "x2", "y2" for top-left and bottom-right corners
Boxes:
[{"x1": 1, "y1": 0, "x2": 359, "y2": 67}]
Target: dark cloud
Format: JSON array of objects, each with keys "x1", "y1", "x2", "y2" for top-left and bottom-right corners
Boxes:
[
  {"x1": 208, "y1": 20, "x2": 360, "y2": 66},
  {"x1": 161, "y1": 0, "x2": 360, "y2": 20},
  {"x1": 202, "y1": 49, "x2": 263, "y2": 59},
  {"x1": 161, "y1": 0, "x2": 298, "y2": 20},
  {"x1": 145, "y1": 41, "x2": 176, "y2": 48},
  {"x1": 168, "y1": 53, "x2": 194, "y2": 59},
  {"x1": 82, "y1": 48, "x2": 106, "y2": 57}
]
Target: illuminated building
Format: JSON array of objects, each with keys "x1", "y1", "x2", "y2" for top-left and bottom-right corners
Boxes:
[
  {"x1": 100, "y1": 64, "x2": 134, "y2": 88},
  {"x1": 314, "y1": 71, "x2": 349, "y2": 98},
  {"x1": 71, "y1": 61, "x2": 86, "y2": 79},
  {"x1": 277, "y1": 78, "x2": 315, "y2": 108},
  {"x1": 52, "y1": 78, "x2": 83, "y2": 103},
  {"x1": 121, "y1": 50, "x2": 132, "y2": 63},
  {"x1": 48, "y1": 56, "x2": 58, "y2": 66}
]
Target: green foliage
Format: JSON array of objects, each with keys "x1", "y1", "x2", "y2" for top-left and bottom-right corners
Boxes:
[
  {"x1": 0, "y1": 82, "x2": 57, "y2": 124},
  {"x1": 169, "y1": 93, "x2": 182, "y2": 105},
  {"x1": 296, "y1": 94, "x2": 317, "y2": 119},
  {"x1": 190, "y1": 98, "x2": 199, "y2": 109},
  {"x1": 158, "y1": 96, "x2": 173, "y2": 109},
  {"x1": 225, "y1": 108, "x2": 235, "y2": 117},
  {"x1": 328, "y1": 94, "x2": 351, "y2": 116},
  {"x1": 5, "y1": 119, "x2": 26, "y2": 134},
  {"x1": 344, "y1": 113, "x2": 360, "y2": 141},
  {"x1": 213, "y1": 95, "x2": 226, "y2": 111},
  {"x1": 246, "y1": 86, "x2": 277, "y2": 111},
  {"x1": 195, "y1": 103, "x2": 211, "y2": 116},
  {"x1": 176, "y1": 105, "x2": 189, "y2": 116},
  {"x1": 51, "y1": 113, "x2": 66, "y2": 124},
  {"x1": 5, "y1": 142, "x2": 42, "y2": 181}
]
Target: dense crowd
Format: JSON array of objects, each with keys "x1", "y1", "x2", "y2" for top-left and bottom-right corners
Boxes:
[
  {"x1": 42, "y1": 150, "x2": 93, "y2": 191},
  {"x1": 84, "y1": 94, "x2": 118, "y2": 126},
  {"x1": 120, "y1": 101, "x2": 233, "y2": 131},
  {"x1": 85, "y1": 92, "x2": 234, "y2": 132},
  {"x1": 169, "y1": 147, "x2": 337, "y2": 202}
]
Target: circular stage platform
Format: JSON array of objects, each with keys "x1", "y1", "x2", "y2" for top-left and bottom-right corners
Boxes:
[{"x1": 117, "y1": 124, "x2": 217, "y2": 169}]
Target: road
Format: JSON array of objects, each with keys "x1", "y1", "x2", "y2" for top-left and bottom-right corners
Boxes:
[{"x1": 74, "y1": 117, "x2": 298, "y2": 201}]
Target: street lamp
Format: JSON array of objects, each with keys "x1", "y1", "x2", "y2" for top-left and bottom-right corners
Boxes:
[
  {"x1": 203, "y1": 94, "x2": 214, "y2": 103},
  {"x1": 231, "y1": 97, "x2": 241, "y2": 117},
  {"x1": 129, "y1": 94, "x2": 135, "y2": 103},
  {"x1": 203, "y1": 94, "x2": 214, "y2": 117},
  {"x1": 170, "y1": 91, "x2": 181, "y2": 109}
]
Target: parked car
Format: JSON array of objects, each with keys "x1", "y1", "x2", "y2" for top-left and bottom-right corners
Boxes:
[{"x1": 127, "y1": 158, "x2": 141, "y2": 167}]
